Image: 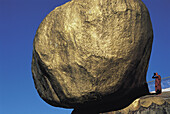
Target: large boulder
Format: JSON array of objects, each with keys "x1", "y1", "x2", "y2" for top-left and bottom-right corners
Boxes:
[{"x1": 32, "y1": 0, "x2": 153, "y2": 112}]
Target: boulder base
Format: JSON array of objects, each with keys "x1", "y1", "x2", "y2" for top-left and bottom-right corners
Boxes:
[{"x1": 99, "y1": 92, "x2": 170, "y2": 114}]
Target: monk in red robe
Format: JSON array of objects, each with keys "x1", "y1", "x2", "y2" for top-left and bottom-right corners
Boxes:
[{"x1": 152, "y1": 73, "x2": 162, "y2": 94}]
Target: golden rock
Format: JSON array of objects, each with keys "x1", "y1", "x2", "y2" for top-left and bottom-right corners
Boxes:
[{"x1": 32, "y1": 0, "x2": 153, "y2": 112}]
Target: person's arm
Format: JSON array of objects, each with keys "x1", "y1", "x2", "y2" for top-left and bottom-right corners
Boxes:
[{"x1": 152, "y1": 75, "x2": 158, "y2": 79}]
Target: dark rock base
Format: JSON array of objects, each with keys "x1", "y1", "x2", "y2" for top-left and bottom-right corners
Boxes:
[
  {"x1": 72, "y1": 84, "x2": 150, "y2": 114},
  {"x1": 101, "y1": 91, "x2": 170, "y2": 114},
  {"x1": 72, "y1": 91, "x2": 170, "y2": 114}
]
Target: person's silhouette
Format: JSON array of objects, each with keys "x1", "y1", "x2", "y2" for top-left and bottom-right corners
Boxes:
[{"x1": 152, "y1": 73, "x2": 162, "y2": 95}]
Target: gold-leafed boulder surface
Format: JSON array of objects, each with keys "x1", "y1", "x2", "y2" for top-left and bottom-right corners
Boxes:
[{"x1": 32, "y1": 0, "x2": 153, "y2": 112}]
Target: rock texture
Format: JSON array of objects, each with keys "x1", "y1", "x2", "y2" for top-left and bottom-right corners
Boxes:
[
  {"x1": 100, "y1": 92, "x2": 170, "y2": 114},
  {"x1": 32, "y1": 0, "x2": 153, "y2": 112}
]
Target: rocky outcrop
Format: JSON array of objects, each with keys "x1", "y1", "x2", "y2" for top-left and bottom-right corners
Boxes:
[
  {"x1": 100, "y1": 92, "x2": 170, "y2": 114},
  {"x1": 32, "y1": 0, "x2": 153, "y2": 112}
]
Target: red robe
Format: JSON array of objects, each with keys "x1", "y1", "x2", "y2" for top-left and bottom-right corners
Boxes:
[{"x1": 155, "y1": 75, "x2": 162, "y2": 92}]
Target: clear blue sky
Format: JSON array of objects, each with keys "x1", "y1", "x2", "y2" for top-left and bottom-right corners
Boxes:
[{"x1": 0, "y1": 0, "x2": 169, "y2": 114}]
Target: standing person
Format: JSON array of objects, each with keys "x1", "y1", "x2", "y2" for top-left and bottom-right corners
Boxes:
[{"x1": 152, "y1": 73, "x2": 162, "y2": 95}]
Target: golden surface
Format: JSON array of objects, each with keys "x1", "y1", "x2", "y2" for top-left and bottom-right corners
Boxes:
[{"x1": 32, "y1": 0, "x2": 153, "y2": 108}]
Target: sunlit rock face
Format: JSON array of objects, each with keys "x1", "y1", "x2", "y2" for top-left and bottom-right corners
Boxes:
[{"x1": 32, "y1": 0, "x2": 153, "y2": 112}]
